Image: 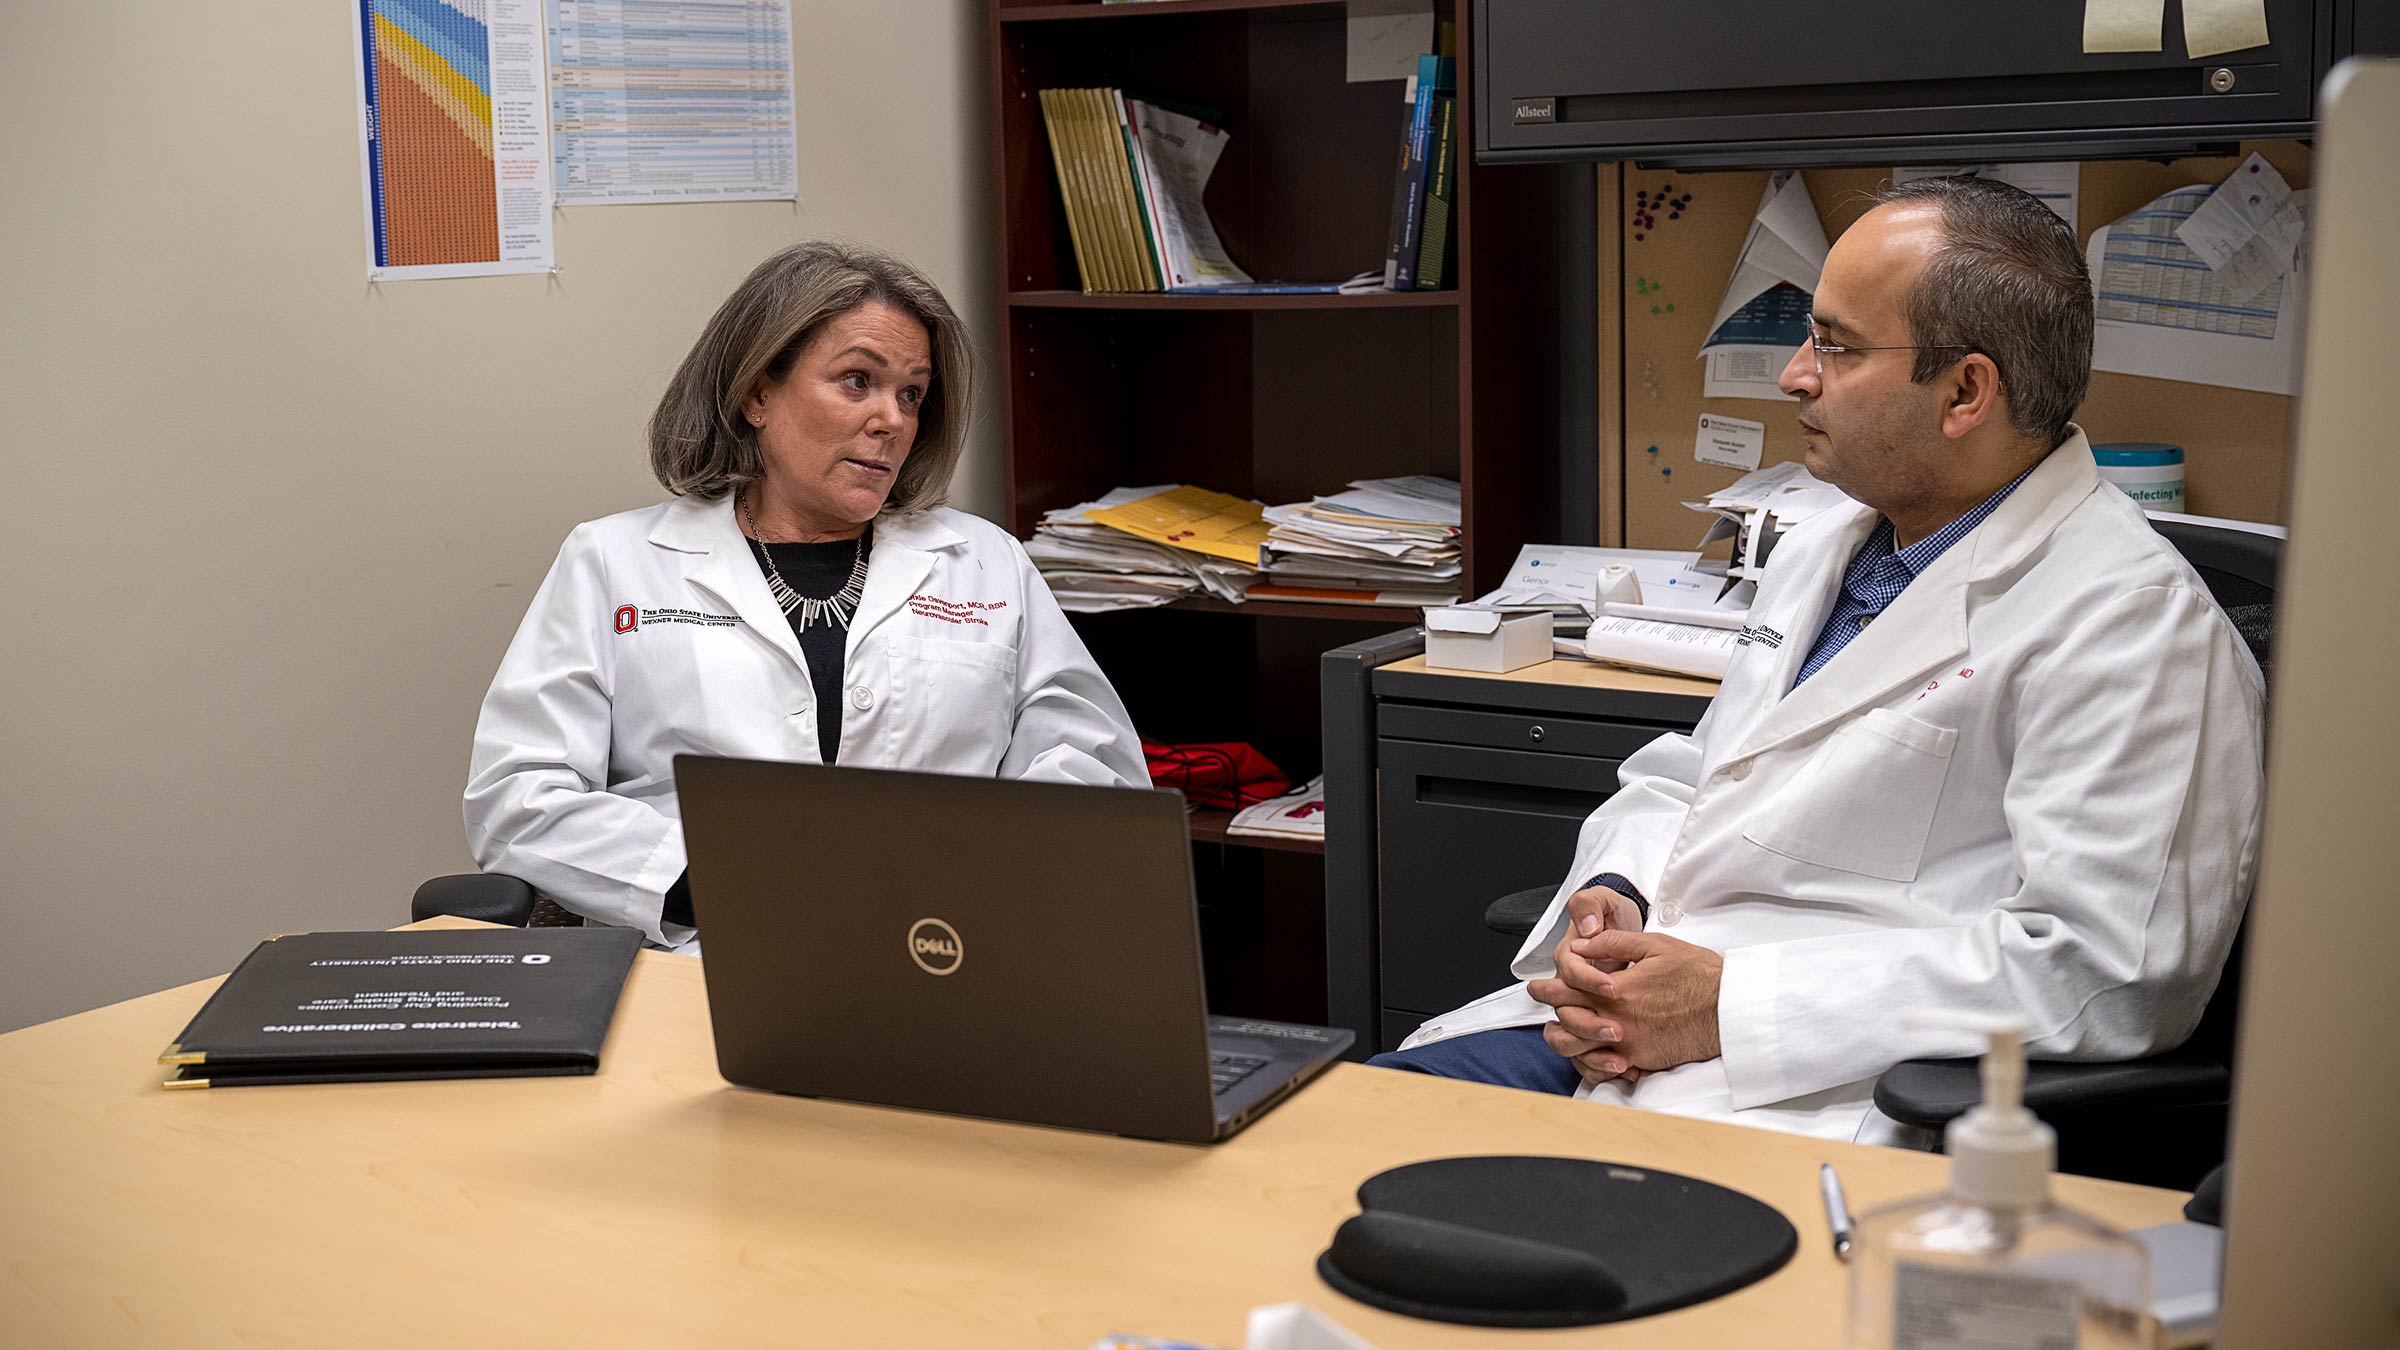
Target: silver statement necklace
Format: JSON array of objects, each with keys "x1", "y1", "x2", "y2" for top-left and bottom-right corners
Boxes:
[{"x1": 742, "y1": 492, "x2": 871, "y2": 633}]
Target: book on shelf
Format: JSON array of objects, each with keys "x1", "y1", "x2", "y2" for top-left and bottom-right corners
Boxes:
[
  {"x1": 1384, "y1": 54, "x2": 1454, "y2": 292},
  {"x1": 1038, "y1": 87, "x2": 1249, "y2": 294},
  {"x1": 1226, "y1": 774, "x2": 1329, "y2": 843},
  {"x1": 1111, "y1": 90, "x2": 1167, "y2": 289},
  {"x1": 1413, "y1": 87, "x2": 1458, "y2": 290},
  {"x1": 157, "y1": 927, "x2": 641, "y2": 1089},
  {"x1": 1037, "y1": 88, "x2": 1104, "y2": 290},
  {"x1": 1127, "y1": 98, "x2": 1251, "y2": 288}
]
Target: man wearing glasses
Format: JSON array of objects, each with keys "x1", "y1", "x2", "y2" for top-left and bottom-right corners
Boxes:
[{"x1": 1373, "y1": 177, "x2": 2267, "y2": 1146}]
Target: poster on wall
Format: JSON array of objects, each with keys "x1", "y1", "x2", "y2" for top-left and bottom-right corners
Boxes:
[
  {"x1": 352, "y1": 0, "x2": 555, "y2": 280},
  {"x1": 547, "y1": 0, "x2": 801, "y2": 205}
]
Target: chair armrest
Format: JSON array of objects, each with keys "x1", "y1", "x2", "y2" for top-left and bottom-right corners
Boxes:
[
  {"x1": 410, "y1": 873, "x2": 537, "y2": 927},
  {"x1": 1873, "y1": 1053, "x2": 2233, "y2": 1131},
  {"x1": 2184, "y1": 1163, "x2": 2227, "y2": 1226},
  {"x1": 1484, "y1": 885, "x2": 1555, "y2": 938}
]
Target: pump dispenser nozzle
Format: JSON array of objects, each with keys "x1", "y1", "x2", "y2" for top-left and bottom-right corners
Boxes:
[{"x1": 1900, "y1": 1011, "x2": 2054, "y2": 1209}]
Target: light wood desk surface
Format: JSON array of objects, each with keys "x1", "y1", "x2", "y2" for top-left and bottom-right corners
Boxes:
[
  {"x1": 1380, "y1": 653, "x2": 1722, "y2": 699},
  {"x1": 0, "y1": 924, "x2": 2187, "y2": 1349}
]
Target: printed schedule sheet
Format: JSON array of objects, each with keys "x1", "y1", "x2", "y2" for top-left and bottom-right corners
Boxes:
[{"x1": 548, "y1": 0, "x2": 799, "y2": 204}]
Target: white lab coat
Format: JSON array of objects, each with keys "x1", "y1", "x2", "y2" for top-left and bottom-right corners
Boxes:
[
  {"x1": 1401, "y1": 431, "x2": 2266, "y2": 1144},
  {"x1": 465, "y1": 494, "x2": 1149, "y2": 949}
]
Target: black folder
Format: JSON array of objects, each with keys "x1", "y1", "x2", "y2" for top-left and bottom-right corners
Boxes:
[{"x1": 159, "y1": 927, "x2": 641, "y2": 1088}]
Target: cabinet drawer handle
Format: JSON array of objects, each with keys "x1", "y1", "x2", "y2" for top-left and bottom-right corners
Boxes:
[{"x1": 1415, "y1": 776, "x2": 1612, "y2": 820}]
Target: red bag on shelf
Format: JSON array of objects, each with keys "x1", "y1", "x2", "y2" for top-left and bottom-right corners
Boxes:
[{"x1": 1141, "y1": 740, "x2": 1292, "y2": 811}]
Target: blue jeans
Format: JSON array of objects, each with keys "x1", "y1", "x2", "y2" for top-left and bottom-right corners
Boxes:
[{"x1": 1366, "y1": 1025, "x2": 1582, "y2": 1096}]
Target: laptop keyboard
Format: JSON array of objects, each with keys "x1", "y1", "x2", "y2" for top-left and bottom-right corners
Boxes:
[{"x1": 1209, "y1": 1051, "x2": 1272, "y2": 1096}]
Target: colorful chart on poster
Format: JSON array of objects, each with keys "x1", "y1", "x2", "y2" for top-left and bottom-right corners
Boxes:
[{"x1": 355, "y1": 0, "x2": 553, "y2": 279}]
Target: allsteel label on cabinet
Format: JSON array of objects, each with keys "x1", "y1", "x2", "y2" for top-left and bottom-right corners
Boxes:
[{"x1": 1512, "y1": 98, "x2": 1555, "y2": 125}]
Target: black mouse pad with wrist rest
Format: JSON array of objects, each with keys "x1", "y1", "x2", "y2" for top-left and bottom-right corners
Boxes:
[{"x1": 1316, "y1": 1155, "x2": 1798, "y2": 1328}]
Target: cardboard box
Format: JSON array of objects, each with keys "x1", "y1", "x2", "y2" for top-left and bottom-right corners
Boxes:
[{"x1": 1423, "y1": 606, "x2": 1554, "y2": 673}]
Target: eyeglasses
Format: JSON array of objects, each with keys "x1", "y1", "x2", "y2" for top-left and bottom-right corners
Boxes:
[{"x1": 1805, "y1": 319, "x2": 1970, "y2": 378}]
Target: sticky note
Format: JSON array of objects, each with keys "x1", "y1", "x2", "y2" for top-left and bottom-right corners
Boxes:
[
  {"x1": 2184, "y1": 0, "x2": 2270, "y2": 59},
  {"x1": 1345, "y1": 0, "x2": 1433, "y2": 83},
  {"x1": 2083, "y1": 0, "x2": 2164, "y2": 53}
]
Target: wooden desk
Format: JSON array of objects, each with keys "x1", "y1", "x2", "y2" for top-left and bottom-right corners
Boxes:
[
  {"x1": 0, "y1": 930, "x2": 2187, "y2": 1349},
  {"x1": 1376, "y1": 653, "x2": 1722, "y2": 700}
]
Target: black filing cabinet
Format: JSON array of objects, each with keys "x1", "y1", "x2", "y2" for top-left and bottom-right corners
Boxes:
[{"x1": 1322, "y1": 631, "x2": 1715, "y2": 1055}]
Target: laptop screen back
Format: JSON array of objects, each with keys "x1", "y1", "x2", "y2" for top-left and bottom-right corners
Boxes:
[{"x1": 678, "y1": 756, "x2": 1223, "y2": 1140}]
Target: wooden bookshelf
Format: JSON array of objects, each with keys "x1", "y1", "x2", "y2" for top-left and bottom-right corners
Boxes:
[
  {"x1": 1007, "y1": 288, "x2": 1461, "y2": 311},
  {"x1": 987, "y1": 0, "x2": 1566, "y2": 1022}
]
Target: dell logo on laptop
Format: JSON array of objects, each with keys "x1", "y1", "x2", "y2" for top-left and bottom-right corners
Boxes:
[{"x1": 907, "y1": 918, "x2": 963, "y2": 975}]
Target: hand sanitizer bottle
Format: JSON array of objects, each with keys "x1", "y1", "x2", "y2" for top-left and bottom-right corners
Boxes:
[{"x1": 1847, "y1": 1013, "x2": 2154, "y2": 1349}]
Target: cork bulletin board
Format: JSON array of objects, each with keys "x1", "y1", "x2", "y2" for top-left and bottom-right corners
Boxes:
[{"x1": 1599, "y1": 143, "x2": 2312, "y2": 550}]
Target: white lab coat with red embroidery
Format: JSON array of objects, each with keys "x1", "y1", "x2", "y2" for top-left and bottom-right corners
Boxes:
[
  {"x1": 465, "y1": 494, "x2": 1148, "y2": 950},
  {"x1": 1399, "y1": 432, "x2": 2266, "y2": 1144}
]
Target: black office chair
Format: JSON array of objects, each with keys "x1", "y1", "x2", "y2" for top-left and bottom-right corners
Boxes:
[
  {"x1": 411, "y1": 872, "x2": 578, "y2": 927},
  {"x1": 1482, "y1": 516, "x2": 2277, "y2": 1189}
]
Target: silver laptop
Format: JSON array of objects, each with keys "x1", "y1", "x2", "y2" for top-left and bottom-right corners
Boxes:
[{"x1": 676, "y1": 755, "x2": 1353, "y2": 1143}]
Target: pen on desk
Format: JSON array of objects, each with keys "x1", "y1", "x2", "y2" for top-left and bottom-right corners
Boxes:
[{"x1": 1820, "y1": 1162, "x2": 1855, "y2": 1261}]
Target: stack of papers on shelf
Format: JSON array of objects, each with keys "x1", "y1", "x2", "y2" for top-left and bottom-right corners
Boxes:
[
  {"x1": 1258, "y1": 475, "x2": 1462, "y2": 605},
  {"x1": 1224, "y1": 775, "x2": 1327, "y2": 842},
  {"x1": 1028, "y1": 486, "x2": 1258, "y2": 612},
  {"x1": 1085, "y1": 484, "x2": 1275, "y2": 566}
]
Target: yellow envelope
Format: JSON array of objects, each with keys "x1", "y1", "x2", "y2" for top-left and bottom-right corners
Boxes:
[{"x1": 1084, "y1": 485, "x2": 1272, "y2": 566}]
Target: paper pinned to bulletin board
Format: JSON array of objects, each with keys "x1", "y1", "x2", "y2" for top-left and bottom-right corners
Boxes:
[
  {"x1": 2087, "y1": 153, "x2": 2308, "y2": 395},
  {"x1": 1611, "y1": 147, "x2": 2309, "y2": 549},
  {"x1": 1698, "y1": 172, "x2": 1827, "y2": 401},
  {"x1": 1894, "y1": 162, "x2": 2079, "y2": 231}
]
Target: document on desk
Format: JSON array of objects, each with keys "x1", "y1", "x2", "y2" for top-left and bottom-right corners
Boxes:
[
  {"x1": 1700, "y1": 171, "x2": 1828, "y2": 401},
  {"x1": 1577, "y1": 615, "x2": 1746, "y2": 680},
  {"x1": 1478, "y1": 544, "x2": 1727, "y2": 616},
  {"x1": 2087, "y1": 171, "x2": 2309, "y2": 395},
  {"x1": 157, "y1": 927, "x2": 641, "y2": 1088}
]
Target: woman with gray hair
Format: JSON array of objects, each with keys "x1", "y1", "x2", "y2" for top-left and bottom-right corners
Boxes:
[{"x1": 464, "y1": 241, "x2": 1147, "y2": 952}]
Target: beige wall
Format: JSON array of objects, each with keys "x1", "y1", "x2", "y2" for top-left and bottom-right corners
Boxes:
[{"x1": 0, "y1": 2, "x2": 999, "y2": 1031}]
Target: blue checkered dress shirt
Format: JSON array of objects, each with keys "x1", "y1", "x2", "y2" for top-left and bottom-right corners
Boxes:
[{"x1": 1790, "y1": 468, "x2": 2035, "y2": 688}]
